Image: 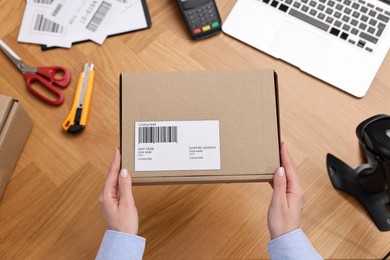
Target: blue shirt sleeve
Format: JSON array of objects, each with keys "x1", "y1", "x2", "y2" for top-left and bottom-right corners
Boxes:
[
  {"x1": 267, "y1": 229, "x2": 323, "y2": 260},
  {"x1": 96, "y1": 230, "x2": 146, "y2": 260}
]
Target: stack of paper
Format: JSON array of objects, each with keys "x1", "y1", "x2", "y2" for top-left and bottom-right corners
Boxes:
[{"x1": 18, "y1": 0, "x2": 151, "y2": 48}]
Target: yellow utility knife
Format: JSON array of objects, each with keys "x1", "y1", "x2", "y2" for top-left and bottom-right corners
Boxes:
[{"x1": 62, "y1": 63, "x2": 94, "y2": 134}]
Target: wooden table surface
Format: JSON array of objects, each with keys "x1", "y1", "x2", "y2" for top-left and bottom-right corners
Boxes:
[{"x1": 1, "y1": 0, "x2": 390, "y2": 259}]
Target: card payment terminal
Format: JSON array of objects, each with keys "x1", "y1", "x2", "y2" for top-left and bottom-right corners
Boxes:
[{"x1": 176, "y1": 0, "x2": 222, "y2": 40}]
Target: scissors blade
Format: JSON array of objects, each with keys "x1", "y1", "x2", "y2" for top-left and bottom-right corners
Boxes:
[{"x1": 0, "y1": 39, "x2": 35, "y2": 73}]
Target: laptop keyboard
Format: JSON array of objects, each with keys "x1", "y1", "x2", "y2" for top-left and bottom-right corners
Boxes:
[{"x1": 261, "y1": 0, "x2": 390, "y2": 52}]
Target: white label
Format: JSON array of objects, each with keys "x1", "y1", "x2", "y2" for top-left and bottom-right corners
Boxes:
[{"x1": 135, "y1": 120, "x2": 221, "y2": 171}]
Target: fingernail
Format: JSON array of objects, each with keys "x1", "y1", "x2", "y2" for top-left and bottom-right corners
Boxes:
[
  {"x1": 278, "y1": 167, "x2": 285, "y2": 177},
  {"x1": 120, "y1": 168, "x2": 128, "y2": 178}
]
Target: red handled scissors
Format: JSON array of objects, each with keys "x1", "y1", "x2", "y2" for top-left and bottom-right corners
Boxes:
[{"x1": 0, "y1": 39, "x2": 71, "y2": 106}]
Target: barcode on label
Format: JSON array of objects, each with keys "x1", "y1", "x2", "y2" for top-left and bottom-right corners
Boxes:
[
  {"x1": 86, "y1": 1, "x2": 112, "y2": 32},
  {"x1": 33, "y1": 14, "x2": 64, "y2": 34},
  {"x1": 32, "y1": 0, "x2": 54, "y2": 4},
  {"x1": 51, "y1": 4, "x2": 63, "y2": 17},
  {"x1": 138, "y1": 126, "x2": 178, "y2": 144}
]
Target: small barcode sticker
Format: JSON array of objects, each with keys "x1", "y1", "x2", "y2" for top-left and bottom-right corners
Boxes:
[
  {"x1": 32, "y1": 0, "x2": 54, "y2": 4},
  {"x1": 134, "y1": 121, "x2": 221, "y2": 171},
  {"x1": 86, "y1": 1, "x2": 112, "y2": 32},
  {"x1": 138, "y1": 126, "x2": 178, "y2": 144},
  {"x1": 32, "y1": 14, "x2": 64, "y2": 34},
  {"x1": 51, "y1": 3, "x2": 63, "y2": 17}
]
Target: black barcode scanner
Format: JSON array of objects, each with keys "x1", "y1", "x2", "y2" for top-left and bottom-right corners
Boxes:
[{"x1": 327, "y1": 114, "x2": 390, "y2": 231}]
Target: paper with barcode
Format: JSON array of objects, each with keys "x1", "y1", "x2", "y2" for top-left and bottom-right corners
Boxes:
[
  {"x1": 134, "y1": 121, "x2": 221, "y2": 172},
  {"x1": 46, "y1": 0, "x2": 122, "y2": 44},
  {"x1": 18, "y1": 0, "x2": 147, "y2": 47},
  {"x1": 18, "y1": 0, "x2": 71, "y2": 48}
]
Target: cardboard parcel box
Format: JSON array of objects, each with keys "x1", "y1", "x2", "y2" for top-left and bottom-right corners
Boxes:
[
  {"x1": 120, "y1": 70, "x2": 280, "y2": 184},
  {"x1": 0, "y1": 94, "x2": 33, "y2": 198}
]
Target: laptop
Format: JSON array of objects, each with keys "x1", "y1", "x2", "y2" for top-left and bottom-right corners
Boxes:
[{"x1": 222, "y1": 0, "x2": 390, "y2": 97}]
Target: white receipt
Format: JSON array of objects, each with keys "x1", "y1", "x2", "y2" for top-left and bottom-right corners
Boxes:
[{"x1": 135, "y1": 121, "x2": 221, "y2": 172}]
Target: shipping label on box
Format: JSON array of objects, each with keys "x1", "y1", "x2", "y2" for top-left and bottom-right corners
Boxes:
[{"x1": 135, "y1": 120, "x2": 221, "y2": 171}]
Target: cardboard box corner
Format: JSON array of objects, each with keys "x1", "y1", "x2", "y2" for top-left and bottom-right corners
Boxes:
[{"x1": 0, "y1": 94, "x2": 33, "y2": 199}]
